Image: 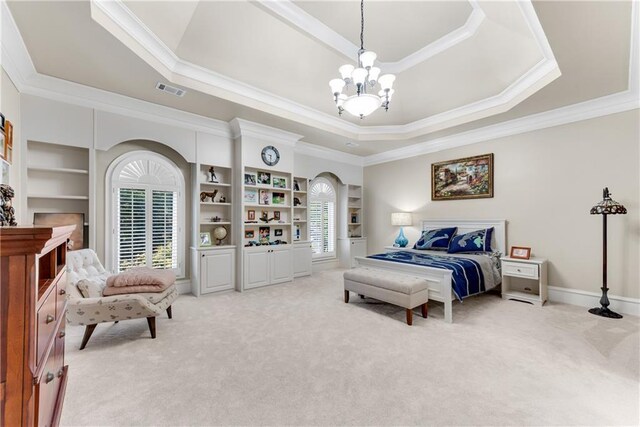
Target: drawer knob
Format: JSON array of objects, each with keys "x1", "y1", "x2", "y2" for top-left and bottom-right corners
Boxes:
[
  {"x1": 46, "y1": 314, "x2": 55, "y2": 324},
  {"x1": 57, "y1": 370, "x2": 64, "y2": 378},
  {"x1": 59, "y1": 331, "x2": 66, "y2": 338},
  {"x1": 45, "y1": 372, "x2": 55, "y2": 383},
  {"x1": 59, "y1": 289, "x2": 66, "y2": 295},
  {"x1": 517, "y1": 268, "x2": 521, "y2": 272}
]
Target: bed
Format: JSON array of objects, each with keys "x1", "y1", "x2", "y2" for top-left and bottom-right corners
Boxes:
[{"x1": 354, "y1": 219, "x2": 506, "y2": 323}]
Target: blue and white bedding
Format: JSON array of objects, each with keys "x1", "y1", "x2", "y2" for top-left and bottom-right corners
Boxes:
[{"x1": 367, "y1": 249, "x2": 501, "y2": 301}]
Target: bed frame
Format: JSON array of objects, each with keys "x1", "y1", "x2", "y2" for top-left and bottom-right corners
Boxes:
[{"x1": 354, "y1": 219, "x2": 506, "y2": 323}]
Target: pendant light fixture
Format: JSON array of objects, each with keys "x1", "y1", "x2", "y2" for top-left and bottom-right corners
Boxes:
[{"x1": 329, "y1": 0, "x2": 396, "y2": 119}]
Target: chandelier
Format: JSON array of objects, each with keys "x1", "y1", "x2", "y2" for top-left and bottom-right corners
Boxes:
[{"x1": 329, "y1": 0, "x2": 396, "y2": 119}]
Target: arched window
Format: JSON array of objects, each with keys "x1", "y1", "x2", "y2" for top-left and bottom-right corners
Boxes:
[
  {"x1": 309, "y1": 177, "x2": 336, "y2": 259},
  {"x1": 107, "y1": 151, "x2": 185, "y2": 276}
]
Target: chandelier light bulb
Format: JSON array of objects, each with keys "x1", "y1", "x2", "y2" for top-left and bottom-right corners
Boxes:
[
  {"x1": 352, "y1": 68, "x2": 368, "y2": 86},
  {"x1": 329, "y1": 78, "x2": 346, "y2": 95},
  {"x1": 368, "y1": 67, "x2": 381, "y2": 84},
  {"x1": 378, "y1": 74, "x2": 396, "y2": 90},
  {"x1": 359, "y1": 50, "x2": 377, "y2": 69},
  {"x1": 339, "y1": 64, "x2": 355, "y2": 81}
]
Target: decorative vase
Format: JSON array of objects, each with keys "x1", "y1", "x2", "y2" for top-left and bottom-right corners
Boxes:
[{"x1": 394, "y1": 227, "x2": 408, "y2": 248}]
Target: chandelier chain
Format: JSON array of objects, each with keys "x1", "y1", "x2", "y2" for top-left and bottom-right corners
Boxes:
[{"x1": 360, "y1": 0, "x2": 364, "y2": 50}]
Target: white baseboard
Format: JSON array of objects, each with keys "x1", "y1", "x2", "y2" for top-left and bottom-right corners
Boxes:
[
  {"x1": 548, "y1": 286, "x2": 640, "y2": 317},
  {"x1": 175, "y1": 279, "x2": 193, "y2": 295},
  {"x1": 312, "y1": 258, "x2": 340, "y2": 272}
]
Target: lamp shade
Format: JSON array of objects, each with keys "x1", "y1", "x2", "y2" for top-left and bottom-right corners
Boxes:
[
  {"x1": 590, "y1": 187, "x2": 627, "y2": 215},
  {"x1": 391, "y1": 212, "x2": 412, "y2": 226}
]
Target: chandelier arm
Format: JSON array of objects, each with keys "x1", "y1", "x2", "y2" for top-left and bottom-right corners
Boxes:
[{"x1": 360, "y1": 0, "x2": 364, "y2": 51}]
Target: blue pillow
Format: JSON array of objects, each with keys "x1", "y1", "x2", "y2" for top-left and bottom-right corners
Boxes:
[
  {"x1": 414, "y1": 227, "x2": 457, "y2": 250},
  {"x1": 447, "y1": 228, "x2": 494, "y2": 254}
]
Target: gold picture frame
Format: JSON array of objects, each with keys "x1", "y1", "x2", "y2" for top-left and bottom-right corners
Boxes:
[{"x1": 431, "y1": 153, "x2": 494, "y2": 201}]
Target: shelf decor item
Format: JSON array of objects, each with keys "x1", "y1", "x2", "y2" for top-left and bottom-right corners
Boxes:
[
  {"x1": 391, "y1": 212, "x2": 412, "y2": 248},
  {"x1": 272, "y1": 192, "x2": 285, "y2": 205},
  {"x1": 510, "y1": 246, "x2": 531, "y2": 260},
  {"x1": 244, "y1": 173, "x2": 256, "y2": 185},
  {"x1": 0, "y1": 184, "x2": 18, "y2": 226},
  {"x1": 273, "y1": 177, "x2": 286, "y2": 189},
  {"x1": 200, "y1": 232, "x2": 212, "y2": 247},
  {"x1": 589, "y1": 187, "x2": 627, "y2": 319},
  {"x1": 431, "y1": 153, "x2": 494, "y2": 201},
  {"x1": 213, "y1": 226, "x2": 228, "y2": 246},
  {"x1": 244, "y1": 189, "x2": 257, "y2": 204},
  {"x1": 207, "y1": 167, "x2": 218, "y2": 183}
]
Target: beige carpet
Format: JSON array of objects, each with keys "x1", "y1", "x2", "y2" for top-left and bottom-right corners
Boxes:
[{"x1": 61, "y1": 269, "x2": 639, "y2": 426}]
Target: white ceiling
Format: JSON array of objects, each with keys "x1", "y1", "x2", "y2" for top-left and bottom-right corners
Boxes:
[{"x1": 4, "y1": 1, "x2": 635, "y2": 157}]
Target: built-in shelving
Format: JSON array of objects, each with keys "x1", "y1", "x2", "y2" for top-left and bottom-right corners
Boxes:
[
  {"x1": 195, "y1": 163, "x2": 233, "y2": 248},
  {"x1": 292, "y1": 176, "x2": 310, "y2": 242},
  {"x1": 346, "y1": 184, "x2": 363, "y2": 238}
]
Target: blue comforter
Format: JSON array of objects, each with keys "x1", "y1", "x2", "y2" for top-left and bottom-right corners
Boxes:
[{"x1": 367, "y1": 251, "x2": 486, "y2": 301}]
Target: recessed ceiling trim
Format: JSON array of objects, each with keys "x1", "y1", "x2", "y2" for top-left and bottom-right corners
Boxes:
[
  {"x1": 254, "y1": 0, "x2": 486, "y2": 74},
  {"x1": 89, "y1": 0, "x2": 560, "y2": 142}
]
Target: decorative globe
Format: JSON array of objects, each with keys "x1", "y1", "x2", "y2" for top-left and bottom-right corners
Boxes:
[{"x1": 213, "y1": 226, "x2": 228, "y2": 244}]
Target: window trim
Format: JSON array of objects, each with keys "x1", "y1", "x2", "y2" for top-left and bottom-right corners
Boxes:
[
  {"x1": 105, "y1": 151, "x2": 185, "y2": 277},
  {"x1": 309, "y1": 177, "x2": 337, "y2": 260}
]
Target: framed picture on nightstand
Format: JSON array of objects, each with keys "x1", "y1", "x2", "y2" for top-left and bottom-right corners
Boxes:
[{"x1": 510, "y1": 246, "x2": 531, "y2": 259}]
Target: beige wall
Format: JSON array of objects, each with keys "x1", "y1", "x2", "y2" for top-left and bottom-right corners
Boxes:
[
  {"x1": 95, "y1": 140, "x2": 193, "y2": 279},
  {"x1": 1, "y1": 69, "x2": 24, "y2": 222},
  {"x1": 364, "y1": 110, "x2": 640, "y2": 299}
]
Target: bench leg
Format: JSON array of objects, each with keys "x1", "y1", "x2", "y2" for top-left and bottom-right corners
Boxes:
[
  {"x1": 79, "y1": 324, "x2": 97, "y2": 350},
  {"x1": 166, "y1": 305, "x2": 173, "y2": 319},
  {"x1": 359, "y1": 294, "x2": 365, "y2": 299},
  {"x1": 344, "y1": 290, "x2": 350, "y2": 303},
  {"x1": 406, "y1": 308, "x2": 413, "y2": 326},
  {"x1": 421, "y1": 302, "x2": 428, "y2": 318},
  {"x1": 146, "y1": 316, "x2": 157, "y2": 339}
]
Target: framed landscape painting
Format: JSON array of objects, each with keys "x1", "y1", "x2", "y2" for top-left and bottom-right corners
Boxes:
[{"x1": 431, "y1": 153, "x2": 494, "y2": 200}]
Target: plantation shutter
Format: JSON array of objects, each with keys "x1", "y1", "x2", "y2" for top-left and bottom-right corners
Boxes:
[
  {"x1": 152, "y1": 190, "x2": 178, "y2": 269},
  {"x1": 325, "y1": 201, "x2": 335, "y2": 253},
  {"x1": 310, "y1": 200, "x2": 323, "y2": 254},
  {"x1": 117, "y1": 188, "x2": 147, "y2": 271}
]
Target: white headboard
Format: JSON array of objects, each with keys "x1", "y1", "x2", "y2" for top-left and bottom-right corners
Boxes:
[{"x1": 421, "y1": 219, "x2": 507, "y2": 255}]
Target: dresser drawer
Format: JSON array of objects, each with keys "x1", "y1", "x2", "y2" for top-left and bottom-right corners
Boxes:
[
  {"x1": 55, "y1": 317, "x2": 66, "y2": 368},
  {"x1": 503, "y1": 261, "x2": 539, "y2": 279},
  {"x1": 55, "y1": 273, "x2": 67, "y2": 319},
  {"x1": 37, "y1": 288, "x2": 57, "y2": 365},
  {"x1": 35, "y1": 347, "x2": 64, "y2": 427}
]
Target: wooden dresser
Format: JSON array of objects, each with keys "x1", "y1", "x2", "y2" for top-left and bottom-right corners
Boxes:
[{"x1": 1, "y1": 225, "x2": 75, "y2": 426}]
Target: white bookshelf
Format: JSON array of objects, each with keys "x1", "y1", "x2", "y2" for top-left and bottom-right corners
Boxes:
[
  {"x1": 292, "y1": 176, "x2": 310, "y2": 242},
  {"x1": 195, "y1": 163, "x2": 233, "y2": 247},
  {"x1": 26, "y1": 141, "x2": 91, "y2": 247},
  {"x1": 347, "y1": 184, "x2": 363, "y2": 238}
]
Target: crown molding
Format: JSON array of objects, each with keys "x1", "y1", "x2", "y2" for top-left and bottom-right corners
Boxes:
[
  {"x1": 295, "y1": 141, "x2": 364, "y2": 167},
  {"x1": 363, "y1": 89, "x2": 639, "y2": 166},
  {"x1": 89, "y1": 0, "x2": 559, "y2": 141},
  {"x1": 229, "y1": 118, "x2": 303, "y2": 146},
  {"x1": 255, "y1": 0, "x2": 485, "y2": 74}
]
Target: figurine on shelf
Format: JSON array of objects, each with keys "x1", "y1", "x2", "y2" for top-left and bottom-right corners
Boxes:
[
  {"x1": 211, "y1": 216, "x2": 221, "y2": 222},
  {"x1": 259, "y1": 211, "x2": 275, "y2": 223},
  {"x1": 0, "y1": 184, "x2": 18, "y2": 226},
  {"x1": 200, "y1": 190, "x2": 218, "y2": 202},
  {"x1": 207, "y1": 167, "x2": 218, "y2": 183},
  {"x1": 294, "y1": 197, "x2": 301, "y2": 206},
  {"x1": 218, "y1": 195, "x2": 226, "y2": 203},
  {"x1": 293, "y1": 180, "x2": 300, "y2": 191}
]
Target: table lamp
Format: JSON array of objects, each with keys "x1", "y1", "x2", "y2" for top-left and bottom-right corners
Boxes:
[
  {"x1": 589, "y1": 187, "x2": 627, "y2": 319},
  {"x1": 391, "y1": 212, "x2": 412, "y2": 247}
]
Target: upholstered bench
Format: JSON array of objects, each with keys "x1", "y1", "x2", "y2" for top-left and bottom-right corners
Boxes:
[{"x1": 343, "y1": 268, "x2": 429, "y2": 325}]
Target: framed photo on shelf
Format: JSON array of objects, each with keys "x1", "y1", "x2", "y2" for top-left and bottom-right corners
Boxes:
[
  {"x1": 200, "y1": 232, "x2": 212, "y2": 247},
  {"x1": 244, "y1": 189, "x2": 257, "y2": 204},
  {"x1": 245, "y1": 229, "x2": 255, "y2": 239},
  {"x1": 259, "y1": 189, "x2": 270, "y2": 205},
  {"x1": 0, "y1": 159, "x2": 9, "y2": 185},
  {"x1": 273, "y1": 211, "x2": 281, "y2": 220},
  {"x1": 272, "y1": 177, "x2": 286, "y2": 189},
  {"x1": 244, "y1": 173, "x2": 257, "y2": 186},
  {"x1": 431, "y1": 153, "x2": 494, "y2": 201},
  {"x1": 274, "y1": 229, "x2": 283, "y2": 237},
  {"x1": 259, "y1": 226, "x2": 270, "y2": 244},
  {"x1": 257, "y1": 171, "x2": 271, "y2": 185},
  {"x1": 510, "y1": 246, "x2": 531, "y2": 260},
  {"x1": 272, "y1": 192, "x2": 285, "y2": 205},
  {"x1": 0, "y1": 129, "x2": 5, "y2": 161},
  {"x1": 247, "y1": 210, "x2": 256, "y2": 221}
]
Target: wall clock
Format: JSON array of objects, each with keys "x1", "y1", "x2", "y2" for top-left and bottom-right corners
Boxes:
[{"x1": 261, "y1": 145, "x2": 280, "y2": 166}]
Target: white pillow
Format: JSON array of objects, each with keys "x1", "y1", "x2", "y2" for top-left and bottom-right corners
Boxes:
[{"x1": 76, "y1": 279, "x2": 104, "y2": 298}]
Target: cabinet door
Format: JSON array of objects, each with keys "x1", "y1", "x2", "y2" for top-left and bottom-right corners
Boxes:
[
  {"x1": 200, "y1": 250, "x2": 235, "y2": 294},
  {"x1": 270, "y1": 247, "x2": 293, "y2": 284},
  {"x1": 293, "y1": 243, "x2": 312, "y2": 277},
  {"x1": 243, "y1": 250, "x2": 270, "y2": 289},
  {"x1": 351, "y1": 239, "x2": 367, "y2": 267}
]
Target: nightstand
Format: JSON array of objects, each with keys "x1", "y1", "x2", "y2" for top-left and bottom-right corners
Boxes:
[{"x1": 500, "y1": 257, "x2": 548, "y2": 306}]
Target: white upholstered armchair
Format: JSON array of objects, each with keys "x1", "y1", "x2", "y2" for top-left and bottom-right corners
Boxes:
[{"x1": 66, "y1": 249, "x2": 178, "y2": 349}]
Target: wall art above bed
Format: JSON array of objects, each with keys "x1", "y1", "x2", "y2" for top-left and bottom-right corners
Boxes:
[{"x1": 431, "y1": 153, "x2": 493, "y2": 201}]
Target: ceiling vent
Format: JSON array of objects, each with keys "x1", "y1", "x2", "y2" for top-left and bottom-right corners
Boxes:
[{"x1": 156, "y1": 82, "x2": 186, "y2": 97}]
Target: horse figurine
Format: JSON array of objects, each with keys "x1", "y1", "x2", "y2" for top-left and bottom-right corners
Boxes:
[{"x1": 200, "y1": 190, "x2": 218, "y2": 202}]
